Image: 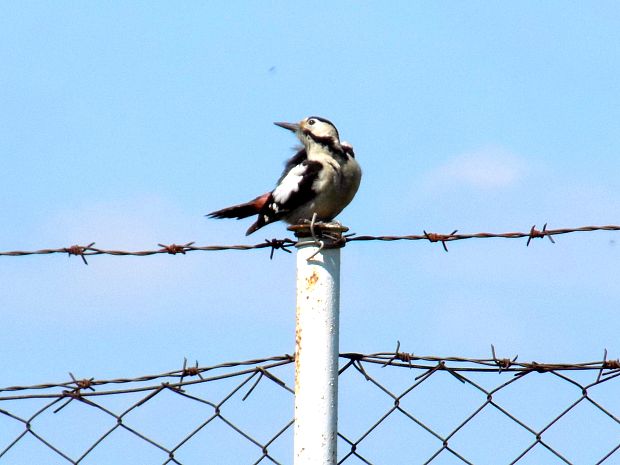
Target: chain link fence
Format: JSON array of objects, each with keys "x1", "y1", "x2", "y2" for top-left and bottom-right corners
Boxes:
[{"x1": 1, "y1": 351, "x2": 619, "y2": 465}]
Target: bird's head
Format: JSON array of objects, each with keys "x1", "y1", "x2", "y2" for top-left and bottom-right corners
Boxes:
[{"x1": 274, "y1": 116, "x2": 341, "y2": 148}]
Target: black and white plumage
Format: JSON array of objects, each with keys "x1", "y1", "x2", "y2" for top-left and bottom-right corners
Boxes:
[{"x1": 208, "y1": 116, "x2": 362, "y2": 235}]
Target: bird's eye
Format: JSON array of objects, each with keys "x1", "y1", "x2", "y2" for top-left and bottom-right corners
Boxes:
[{"x1": 308, "y1": 119, "x2": 315, "y2": 125}]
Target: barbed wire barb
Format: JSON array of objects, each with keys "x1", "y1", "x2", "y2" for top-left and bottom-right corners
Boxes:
[{"x1": 64, "y1": 242, "x2": 95, "y2": 265}]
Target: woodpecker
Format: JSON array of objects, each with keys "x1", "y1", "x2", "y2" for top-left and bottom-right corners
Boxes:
[{"x1": 208, "y1": 116, "x2": 362, "y2": 235}]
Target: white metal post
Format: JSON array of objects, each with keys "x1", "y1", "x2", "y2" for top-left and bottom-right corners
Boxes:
[{"x1": 291, "y1": 225, "x2": 345, "y2": 465}]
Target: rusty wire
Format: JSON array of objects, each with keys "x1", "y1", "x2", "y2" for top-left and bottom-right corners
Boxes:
[
  {"x1": 1, "y1": 350, "x2": 619, "y2": 464},
  {"x1": 0, "y1": 224, "x2": 618, "y2": 263},
  {"x1": 347, "y1": 224, "x2": 620, "y2": 251},
  {"x1": 0, "y1": 239, "x2": 296, "y2": 263}
]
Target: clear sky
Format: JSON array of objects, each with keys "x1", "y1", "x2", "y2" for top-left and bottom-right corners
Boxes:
[{"x1": 1, "y1": 2, "x2": 619, "y2": 463}]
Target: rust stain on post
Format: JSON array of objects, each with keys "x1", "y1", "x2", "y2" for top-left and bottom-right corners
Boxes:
[
  {"x1": 306, "y1": 271, "x2": 319, "y2": 289},
  {"x1": 295, "y1": 312, "x2": 302, "y2": 392}
]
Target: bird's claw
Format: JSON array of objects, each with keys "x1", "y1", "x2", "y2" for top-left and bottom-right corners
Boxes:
[{"x1": 306, "y1": 213, "x2": 325, "y2": 261}]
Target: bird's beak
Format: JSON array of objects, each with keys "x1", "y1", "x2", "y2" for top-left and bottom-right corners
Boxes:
[{"x1": 274, "y1": 121, "x2": 300, "y2": 132}]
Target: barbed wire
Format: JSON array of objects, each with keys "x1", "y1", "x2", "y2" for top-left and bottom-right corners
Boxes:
[
  {"x1": 0, "y1": 224, "x2": 618, "y2": 263},
  {"x1": 347, "y1": 224, "x2": 620, "y2": 251},
  {"x1": 1, "y1": 350, "x2": 619, "y2": 464},
  {"x1": 0, "y1": 355, "x2": 295, "y2": 400},
  {"x1": 2, "y1": 348, "x2": 618, "y2": 400}
]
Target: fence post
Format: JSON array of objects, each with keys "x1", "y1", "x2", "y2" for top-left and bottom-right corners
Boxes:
[{"x1": 290, "y1": 223, "x2": 347, "y2": 465}]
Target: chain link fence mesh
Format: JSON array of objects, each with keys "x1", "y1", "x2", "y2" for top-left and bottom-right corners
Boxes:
[{"x1": 1, "y1": 352, "x2": 619, "y2": 464}]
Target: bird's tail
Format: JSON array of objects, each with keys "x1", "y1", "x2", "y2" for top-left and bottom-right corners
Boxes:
[{"x1": 207, "y1": 193, "x2": 271, "y2": 236}]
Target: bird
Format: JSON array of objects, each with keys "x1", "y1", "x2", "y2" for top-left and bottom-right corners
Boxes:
[{"x1": 207, "y1": 116, "x2": 362, "y2": 235}]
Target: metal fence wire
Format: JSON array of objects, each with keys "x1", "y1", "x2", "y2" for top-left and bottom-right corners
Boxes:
[
  {"x1": 1, "y1": 350, "x2": 619, "y2": 465},
  {"x1": 1, "y1": 224, "x2": 619, "y2": 263}
]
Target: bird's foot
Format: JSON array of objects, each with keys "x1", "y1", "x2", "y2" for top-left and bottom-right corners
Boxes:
[
  {"x1": 288, "y1": 217, "x2": 349, "y2": 260},
  {"x1": 306, "y1": 213, "x2": 325, "y2": 261}
]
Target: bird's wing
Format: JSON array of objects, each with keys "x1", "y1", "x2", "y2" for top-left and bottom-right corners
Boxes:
[
  {"x1": 246, "y1": 159, "x2": 323, "y2": 235},
  {"x1": 270, "y1": 159, "x2": 323, "y2": 214},
  {"x1": 277, "y1": 147, "x2": 307, "y2": 184}
]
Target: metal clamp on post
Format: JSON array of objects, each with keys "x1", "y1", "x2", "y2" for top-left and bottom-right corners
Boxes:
[{"x1": 289, "y1": 222, "x2": 349, "y2": 261}]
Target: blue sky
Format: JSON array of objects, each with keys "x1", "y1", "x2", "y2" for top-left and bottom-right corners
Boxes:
[{"x1": 1, "y1": 2, "x2": 619, "y2": 463}]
